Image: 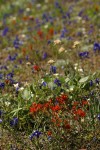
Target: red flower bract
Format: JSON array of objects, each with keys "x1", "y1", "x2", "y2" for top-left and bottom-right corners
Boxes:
[
  {"x1": 50, "y1": 105, "x2": 61, "y2": 112},
  {"x1": 49, "y1": 28, "x2": 54, "y2": 36},
  {"x1": 47, "y1": 131, "x2": 52, "y2": 136},
  {"x1": 76, "y1": 109, "x2": 86, "y2": 117},
  {"x1": 82, "y1": 100, "x2": 88, "y2": 106},
  {"x1": 56, "y1": 94, "x2": 68, "y2": 104},
  {"x1": 30, "y1": 103, "x2": 42, "y2": 113},
  {"x1": 64, "y1": 123, "x2": 71, "y2": 129},
  {"x1": 37, "y1": 30, "x2": 43, "y2": 39},
  {"x1": 33, "y1": 65, "x2": 40, "y2": 71}
]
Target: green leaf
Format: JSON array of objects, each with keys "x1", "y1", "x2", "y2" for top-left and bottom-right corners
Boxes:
[
  {"x1": 65, "y1": 78, "x2": 70, "y2": 83},
  {"x1": 22, "y1": 89, "x2": 31, "y2": 100},
  {"x1": 79, "y1": 76, "x2": 89, "y2": 83},
  {"x1": 9, "y1": 108, "x2": 22, "y2": 114},
  {"x1": 30, "y1": 85, "x2": 35, "y2": 94}
]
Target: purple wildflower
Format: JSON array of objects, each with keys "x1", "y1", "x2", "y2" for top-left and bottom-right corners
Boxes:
[
  {"x1": 0, "y1": 110, "x2": 3, "y2": 116},
  {"x1": 10, "y1": 117, "x2": 18, "y2": 127},
  {"x1": 95, "y1": 78, "x2": 99, "y2": 84},
  {"x1": 0, "y1": 119, "x2": 2, "y2": 123},
  {"x1": 42, "y1": 52, "x2": 47, "y2": 59},
  {"x1": 7, "y1": 72, "x2": 14, "y2": 79},
  {"x1": 8, "y1": 53, "x2": 18, "y2": 61},
  {"x1": 0, "y1": 82, "x2": 5, "y2": 88},
  {"x1": 13, "y1": 36, "x2": 20, "y2": 49},
  {"x1": 29, "y1": 131, "x2": 42, "y2": 140},
  {"x1": 42, "y1": 82, "x2": 47, "y2": 86},
  {"x1": 79, "y1": 51, "x2": 89, "y2": 58},
  {"x1": 54, "y1": 78, "x2": 61, "y2": 86},
  {"x1": 47, "y1": 40, "x2": 51, "y2": 44},
  {"x1": 2, "y1": 27, "x2": 9, "y2": 36},
  {"x1": 90, "y1": 80, "x2": 93, "y2": 86},
  {"x1": 0, "y1": 74, "x2": 3, "y2": 79},
  {"x1": 97, "y1": 114, "x2": 100, "y2": 120},
  {"x1": 93, "y1": 43, "x2": 100, "y2": 52},
  {"x1": 50, "y1": 66, "x2": 56, "y2": 74}
]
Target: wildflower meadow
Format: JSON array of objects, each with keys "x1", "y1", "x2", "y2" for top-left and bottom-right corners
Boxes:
[{"x1": 0, "y1": 0, "x2": 100, "y2": 149}]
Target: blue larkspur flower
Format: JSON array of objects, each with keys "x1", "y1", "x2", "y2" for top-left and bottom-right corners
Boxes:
[
  {"x1": 42, "y1": 52, "x2": 47, "y2": 59},
  {"x1": 90, "y1": 80, "x2": 93, "y2": 86},
  {"x1": 0, "y1": 74, "x2": 3, "y2": 79},
  {"x1": 95, "y1": 78, "x2": 99, "y2": 84},
  {"x1": 13, "y1": 36, "x2": 21, "y2": 49},
  {"x1": 10, "y1": 117, "x2": 18, "y2": 127},
  {"x1": 8, "y1": 53, "x2": 18, "y2": 61},
  {"x1": 0, "y1": 110, "x2": 3, "y2": 116},
  {"x1": 2, "y1": 27, "x2": 9, "y2": 36},
  {"x1": 55, "y1": 2, "x2": 60, "y2": 8},
  {"x1": 93, "y1": 43, "x2": 100, "y2": 52},
  {"x1": 79, "y1": 51, "x2": 89, "y2": 58},
  {"x1": 50, "y1": 66, "x2": 56, "y2": 74},
  {"x1": 42, "y1": 13, "x2": 48, "y2": 22},
  {"x1": 60, "y1": 28, "x2": 67, "y2": 38},
  {"x1": 29, "y1": 131, "x2": 42, "y2": 140},
  {"x1": 97, "y1": 114, "x2": 100, "y2": 120},
  {"x1": 0, "y1": 82, "x2": 5, "y2": 88},
  {"x1": 47, "y1": 40, "x2": 51, "y2": 44},
  {"x1": 0, "y1": 119, "x2": 2, "y2": 123},
  {"x1": 66, "y1": 12, "x2": 70, "y2": 19},
  {"x1": 54, "y1": 78, "x2": 61, "y2": 86},
  {"x1": 42, "y1": 82, "x2": 47, "y2": 86},
  {"x1": 7, "y1": 72, "x2": 14, "y2": 79}
]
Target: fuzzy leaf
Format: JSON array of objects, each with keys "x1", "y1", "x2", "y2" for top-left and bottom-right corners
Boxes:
[{"x1": 79, "y1": 76, "x2": 89, "y2": 83}]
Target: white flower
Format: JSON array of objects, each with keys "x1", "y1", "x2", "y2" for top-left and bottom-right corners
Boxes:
[
  {"x1": 5, "y1": 102, "x2": 10, "y2": 106},
  {"x1": 44, "y1": 24, "x2": 48, "y2": 29},
  {"x1": 18, "y1": 87, "x2": 24, "y2": 91},
  {"x1": 58, "y1": 47, "x2": 65, "y2": 53},
  {"x1": 74, "y1": 66, "x2": 77, "y2": 70},
  {"x1": 78, "y1": 68, "x2": 83, "y2": 72},
  {"x1": 81, "y1": 118, "x2": 84, "y2": 123},
  {"x1": 69, "y1": 86, "x2": 74, "y2": 91},
  {"x1": 13, "y1": 83, "x2": 19, "y2": 88},
  {"x1": 72, "y1": 41, "x2": 80, "y2": 48},
  {"x1": 53, "y1": 73, "x2": 59, "y2": 76},
  {"x1": 26, "y1": 62, "x2": 31, "y2": 65},
  {"x1": 74, "y1": 63, "x2": 78, "y2": 66},
  {"x1": 26, "y1": 7, "x2": 31, "y2": 12},
  {"x1": 47, "y1": 59, "x2": 55, "y2": 64},
  {"x1": 54, "y1": 39, "x2": 61, "y2": 45}
]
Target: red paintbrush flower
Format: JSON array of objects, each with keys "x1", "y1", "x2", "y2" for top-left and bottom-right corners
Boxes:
[
  {"x1": 33, "y1": 65, "x2": 40, "y2": 71},
  {"x1": 49, "y1": 28, "x2": 54, "y2": 36},
  {"x1": 61, "y1": 94, "x2": 68, "y2": 101},
  {"x1": 47, "y1": 131, "x2": 52, "y2": 136},
  {"x1": 50, "y1": 105, "x2": 61, "y2": 112},
  {"x1": 81, "y1": 100, "x2": 88, "y2": 106},
  {"x1": 76, "y1": 109, "x2": 86, "y2": 117},
  {"x1": 37, "y1": 30, "x2": 43, "y2": 39},
  {"x1": 30, "y1": 103, "x2": 42, "y2": 113},
  {"x1": 64, "y1": 123, "x2": 71, "y2": 129}
]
